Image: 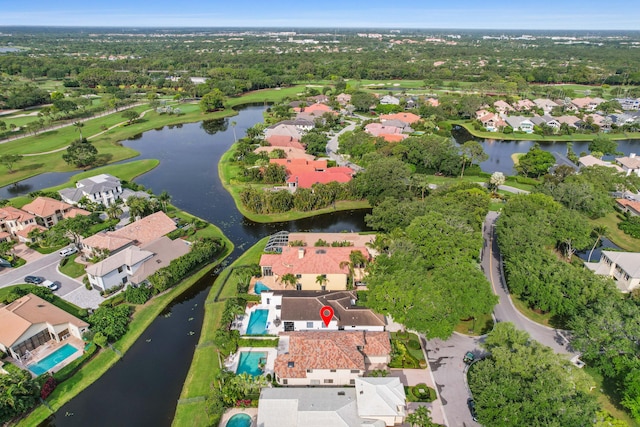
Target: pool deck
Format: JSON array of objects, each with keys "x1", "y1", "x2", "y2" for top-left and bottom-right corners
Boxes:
[
  {"x1": 13, "y1": 337, "x2": 85, "y2": 377},
  {"x1": 224, "y1": 347, "x2": 278, "y2": 377},
  {"x1": 219, "y1": 408, "x2": 258, "y2": 427},
  {"x1": 233, "y1": 304, "x2": 283, "y2": 336}
]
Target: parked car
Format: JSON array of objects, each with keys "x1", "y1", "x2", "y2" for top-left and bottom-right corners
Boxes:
[
  {"x1": 42, "y1": 280, "x2": 60, "y2": 291},
  {"x1": 467, "y1": 398, "x2": 478, "y2": 422},
  {"x1": 24, "y1": 276, "x2": 45, "y2": 284},
  {"x1": 59, "y1": 246, "x2": 78, "y2": 257},
  {"x1": 463, "y1": 351, "x2": 475, "y2": 365}
]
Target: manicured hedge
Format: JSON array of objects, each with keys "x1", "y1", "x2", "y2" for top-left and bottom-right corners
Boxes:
[{"x1": 52, "y1": 343, "x2": 98, "y2": 383}]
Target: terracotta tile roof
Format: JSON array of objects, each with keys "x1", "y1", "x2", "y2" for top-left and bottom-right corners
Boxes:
[
  {"x1": 260, "y1": 246, "x2": 368, "y2": 276},
  {"x1": 82, "y1": 232, "x2": 133, "y2": 252},
  {"x1": 15, "y1": 224, "x2": 46, "y2": 239},
  {"x1": 294, "y1": 103, "x2": 334, "y2": 114},
  {"x1": 379, "y1": 112, "x2": 421, "y2": 124},
  {"x1": 365, "y1": 123, "x2": 403, "y2": 136},
  {"x1": 380, "y1": 134, "x2": 408, "y2": 142},
  {"x1": 271, "y1": 158, "x2": 328, "y2": 174},
  {"x1": 64, "y1": 207, "x2": 91, "y2": 219},
  {"x1": 494, "y1": 100, "x2": 514, "y2": 111},
  {"x1": 0, "y1": 294, "x2": 89, "y2": 347},
  {"x1": 425, "y1": 98, "x2": 439, "y2": 107},
  {"x1": 0, "y1": 206, "x2": 35, "y2": 223},
  {"x1": 286, "y1": 170, "x2": 353, "y2": 188},
  {"x1": 22, "y1": 197, "x2": 73, "y2": 218},
  {"x1": 274, "y1": 331, "x2": 390, "y2": 378},
  {"x1": 617, "y1": 199, "x2": 640, "y2": 215},
  {"x1": 254, "y1": 146, "x2": 315, "y2": 160},
  {"x1": 266, "y1": 135, "x2": 305, "y2": 150},
  {"x1": 0, "y1": 231, "x2": 10, "y2": 241},
  {"x1": 110, "y1": 211, "x2": 177, "y2": 246}
]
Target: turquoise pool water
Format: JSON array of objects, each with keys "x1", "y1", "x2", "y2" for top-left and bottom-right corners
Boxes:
[
  {"x1": 226, "y1": 413, "x2": 252, "y2": 427},
  {"x1": 254, "y1": 281, "x2": 271, "y2": 295},
  {"x1": 236, "y1": 351, "x2": 267, "y2": 376},
  {"x1": 246, "y1": 309, "x2": 268, "y2": 335},
  {"x1": 27, "y1": 343, "x2": 79, "y2": 376}
]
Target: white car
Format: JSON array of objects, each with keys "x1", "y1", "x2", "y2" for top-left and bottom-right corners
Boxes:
[
  {"x1": 41, "y1": 280, "x2": 60, "y2": 291},
  {"x1": 59, "y1": 246, "x2": 78, "y2": 257}
]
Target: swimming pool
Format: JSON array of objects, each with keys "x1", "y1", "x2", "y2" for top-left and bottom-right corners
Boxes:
[
  {"x1": 254, "y1": 281, "x2": 271, "y2": 295},
  {"x1": 236, "y1": 351, "x2": 267, "y2": 376},
  {"x1": 27, "y1": 343, "x2": 79, "y2": 376},
  {"x1": 246, "y1": 309, "x2": 268, "y2": 335},
  {"x1": 226, "y1": 412, "x2": 252, "y2": 427}
]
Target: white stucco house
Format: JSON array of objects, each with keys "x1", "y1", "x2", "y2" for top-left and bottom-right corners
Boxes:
[
  {"x1": 585, "y1": 250, "x2": 640, "y2": 292},
  {"x1": 59, "y1": 174, "x2": 124, "y2": 207}
]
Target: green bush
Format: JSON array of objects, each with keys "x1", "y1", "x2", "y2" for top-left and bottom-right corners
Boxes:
[
  {"x1": 100, "y1": 292, "x2": 125, "y2": 307},
  {"x1": 618, "y1": 216, "x2": 640, "y2": 239},
  {"x1": 407, "y1": 339, "x2": 421, "y2": 350},
  {"x1": 123, "y1": 286, "x2": 152, "y2": 304},
  {"x1": 515, "y1": 176, "x2": 539, "y2": 186},
  {"x1": 237, "y1": 338, "x2": 279, "y2": 348}
]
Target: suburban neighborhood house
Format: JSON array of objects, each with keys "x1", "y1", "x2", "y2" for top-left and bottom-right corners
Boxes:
[
  {"x1": 0, "y1": 206, "x2": 41, "y2": 243},
  {"x1": 617, "y1": 198, "x2": 640, "y2": 217},
  {"x1": 81, "y1": 211, "x2": 177, "y2": 258},
  {"x1": 578, "y1": 155, "x2": 625, "y2": 172},
  {"x1": 0, "y1": 293, "x2": 88, "y2": 361},
  {"x1": 273, "y1": 331, "x2": 391, "y2": 386},
  {"x1": 269, "y1": 158, "x2": 354, "y2": 190},
  {"x1": 585, "y1": 251, "x2": 640, "y2": 292},
  {"x1": 86, "y1": 236, "x2": 190, "y2": 291},
  {"x1": 257, "y1": 377, "x2": 406, "y2": 427},
  {"x1": 22, "y1": 196, "x2": 90, "y2": 229},
  {"x1": 59, "y1": 173, "x2": 148, "y2": 207},
  {"x1": 615, "y1": 153, "x2": 640, "y2": 176},
  {"x1": 260, "y1": 290, "x2": 386, "y2": 332}
]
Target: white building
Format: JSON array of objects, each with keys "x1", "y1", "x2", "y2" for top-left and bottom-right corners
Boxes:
[
  {"x1": 257, "y1": 377, "x2": 406, "y2": 427},
  {"x1": 60, "y1": 174, "x2": 124, "y2": 207},
  {"x1": 585, "y1": 250, "x2": 640, "y2": 292},
  {"x1": 615, "y1": 153, "x2": 640, "y2": 176}
]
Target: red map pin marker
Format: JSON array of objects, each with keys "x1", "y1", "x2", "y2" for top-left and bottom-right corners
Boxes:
[{"x1": 320, "y1": 306, "x2": 334, "y2": 327}]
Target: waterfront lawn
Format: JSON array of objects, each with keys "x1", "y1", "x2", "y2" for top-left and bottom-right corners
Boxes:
[
  {"x1": 457, "y1": 122, "x2": 640, "y2": 142},
  {"x1": 219, "y1": 142, "x2": 370, "y2": 223},
  {"x1": 590, "y1": 211, "x2": 640, "y2": 252},
  {"x1": 17, "y1": 222, "x2": 233, "y2": 427},
  {"x1": 173, "y1": 237, "x2": 269, "y2": 427},
  {"x1": 226, "y1": 85, "x2": 307, "y2": 107},
  {"x1": 454, "y1": 313, "x2": 494, "y2": 336}
]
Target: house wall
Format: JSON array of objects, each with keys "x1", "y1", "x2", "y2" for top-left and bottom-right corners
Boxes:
[
  {"x1": 292, "y1": 320, "x2": 338, "y2": 331},
  {"x1": 11, "y1": 323, "x2": 53, "y2": 348},
  {"x1": 278, "y1": 368, "x2": 363, "y2": 386},
  {"x1": 365, "y1": 354, "x2": 391, "y2": 365},
  {"x1": 88, "y1": 267, "x2": 129, "y2": 291},
  {"x1": 297, "y1": 273, "x2": 347, "y2": 291}
]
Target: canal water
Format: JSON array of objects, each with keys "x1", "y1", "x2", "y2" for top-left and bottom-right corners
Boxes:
[{"x1": 41, "y1": 105, "x2": 369, "y2": 427}]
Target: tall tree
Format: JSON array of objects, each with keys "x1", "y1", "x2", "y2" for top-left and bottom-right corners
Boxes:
[
  {"x1": 62, "y1": 139, "x2": 98, "y2": 168},
  {"x1": 459, "y1": 140, "x2": 488, "y2": 178},
  {"x1": 0, "y1": 154, "x2": 23, "y2": 174}
]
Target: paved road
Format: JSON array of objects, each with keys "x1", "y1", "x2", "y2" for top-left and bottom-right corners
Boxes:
[
  {"x1": 482, "y1": 211, "x2": 574, "y2": 354},
  {"x1": 325, "y1": 120, "x2": 363, "y2": 172},
  {"x1": 0, "y1": 249, "x2": 103, "y2": 308}
]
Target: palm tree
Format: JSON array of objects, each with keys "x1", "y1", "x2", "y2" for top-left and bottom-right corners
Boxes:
[
  {"x1": 105, "y1": 201, "x2": 124, "y2": 220},
  {"x1": 406, "y1": 406, "x2": 436, "y2": 427},
  {"x1": 588, "y1": 225, "x2": 608, "y2": 262},
  {"x1": 231, "y1": 121, "x2": 237, "y2": 142},
  {"x1": 73, "y1": 121, "x2": 84, "y2": 141},
  {"x1": 315, "y1": 274, "x2": 328, "y2": 290},
  {"x1": 280, "y1": 273, "x2": 297, "y2": 289},
  {"x1": 158, "y1": 190, "x2": 171, "y2": 212}
]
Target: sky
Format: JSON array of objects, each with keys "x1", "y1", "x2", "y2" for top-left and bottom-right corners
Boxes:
[{"x1": 1, "y1": 0, "x2": 639, "y2": 31}]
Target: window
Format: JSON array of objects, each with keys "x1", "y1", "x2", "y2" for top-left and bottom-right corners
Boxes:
[
  {"x1": 263, "y1": 266, "x2": 273, "y2": 276},
  {"x1": 321, "y1": 285, "x2": 326, "y2": 291},
  {"x1": 295, "y1": 274, "x2": 302, "y2": 279},
  {"x1": 122, "y1": 277, "x2": 128, "y2": 284},
  {"x1": 307, "y1": 369, "x2": 313, "y2": 373},
  {"x1": 350, "y1": 369, "x2": 360, "y2": 373},
  {"x1": 296, "y1": 284, "x2": 302, "y2": 291},
  {"x1": 117, "y1": 266, "x2": 123, "y2": 273},
  {"x1": 330, "y1": 369, "x2": 337, "y2": 372},
  {"x1": 306, "y1": 322, "x2": 313, "y2": 328},
  {"x1": 349, "y1": 379, "x2": 356, "y2": 385},
  {"x1": 282, "y1": 379, "x2": 288, "y2": 385},
  {"x1": 323, "y1": 379, "x2": 334, "y2": 384}
]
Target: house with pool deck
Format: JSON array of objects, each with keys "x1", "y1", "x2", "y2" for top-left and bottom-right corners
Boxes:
[
  {"x1": 258, "y1": 232, "x2": 376, "y2": 291},
  {"x1": 0, "y1": 293, "x2": 88, "y2": 362},
  {"x1": 259, "y1": 290, "x2": 386, "y2": 332}
]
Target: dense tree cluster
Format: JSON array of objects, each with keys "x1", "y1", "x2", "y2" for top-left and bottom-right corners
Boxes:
[
  {"x1": 468, "y1": 323, "x2": 598, "y2": 427},
  {"x1": 365, "y1": 183, "x2": 497, "y2": 339},
  {"x1": 0, "y1": 364, "x2": 40, "y2": 424}
]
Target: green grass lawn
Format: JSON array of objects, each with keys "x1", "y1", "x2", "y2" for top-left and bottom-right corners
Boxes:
[
  {"x1": 585, "y1": 367, "x2": 639, "y2": 427},
  {"x1": 454, "y1": 314, "x2": 494, "y2": 336},
  {"x1": 226, "y1": 85, "x2": 308, "y2": 106},
  {"x1": 17, "y1": 216, "x2": 233, "y2": 427},
  {"x1": 58, "y1": 254, "x2": 86, "y2": 278},
  {"x1": 590, "y1": 211, "x2": 640, "y2": 252},
  {"x1": 173, "y1": 236, "x2": 268, "y2": 427},
  {"x1": 218, "y1": 142, "x2": 371, "y2": 223},
  {"x1": 457, "y1": 122, "x2": 640, "y2": 142},
  {"x1": 511, "y1": 295, "x2": 553, "y2": 327}
]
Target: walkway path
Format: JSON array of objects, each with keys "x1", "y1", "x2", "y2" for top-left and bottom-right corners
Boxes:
[{"x1": 22, "y1": 107, "x2": 154, "y2": 157}]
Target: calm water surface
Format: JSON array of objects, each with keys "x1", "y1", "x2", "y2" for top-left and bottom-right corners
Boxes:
[{"x1": 43, "y1": 106, "x2": 369, "y2": 427}]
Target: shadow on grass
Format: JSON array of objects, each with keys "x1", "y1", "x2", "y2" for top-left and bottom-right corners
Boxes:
[{"x1": 20, "y1": 163, "x2": 45, "y2": 171}]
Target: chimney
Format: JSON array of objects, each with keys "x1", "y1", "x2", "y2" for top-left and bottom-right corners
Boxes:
[
  {"x1": 298, "y1": 248, "x2": 304, "y2": 259},
  {"x1": 631, "y1": 153, "x2": 637, "y2": 158}
]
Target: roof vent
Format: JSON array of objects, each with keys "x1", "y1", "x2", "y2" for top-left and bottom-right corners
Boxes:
[
  {"x1": 287, "y1": 361, "x2": 295, "y2": 368},
  {"x1": 316, "y1": 249, "x2": 326, "y2": 255},
  {"x1": 337, "y1": 391, "x2": 345, "y2": 396}
]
